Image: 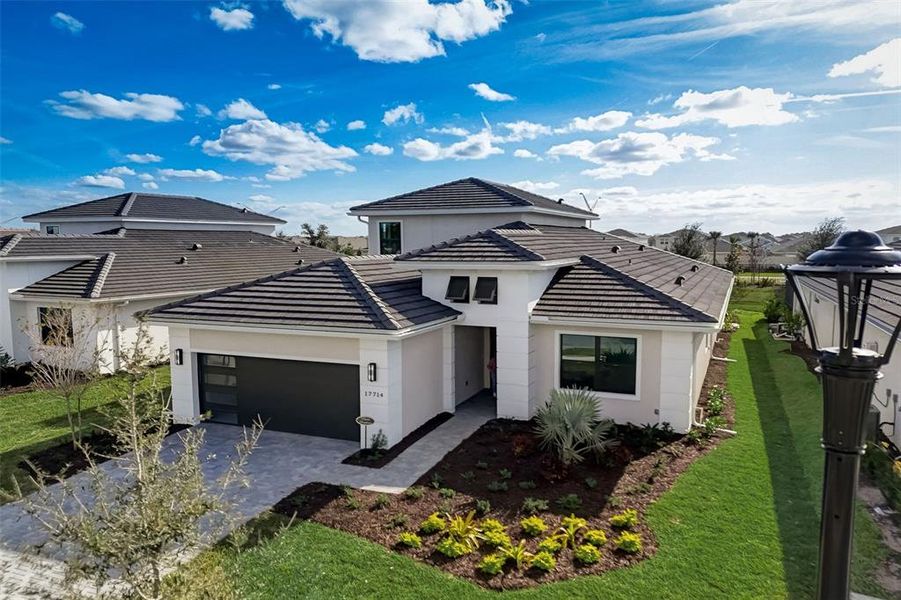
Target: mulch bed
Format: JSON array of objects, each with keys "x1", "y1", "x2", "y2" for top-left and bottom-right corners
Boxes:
[
  {"x1": 343, "y1": 412, "x2": 453, "y2": 468},
  {"x1": 18, "y1": 423, "x2": 191, "y2": 482},
  {"x1": 697, "y1": 329, "x2": 735, "y2": 428}
]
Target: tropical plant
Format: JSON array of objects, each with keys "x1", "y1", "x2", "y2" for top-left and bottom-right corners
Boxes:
[
  {"x1": 520, "y1": 515, "x2": 548, "y2": 537},
  {"x1": 558, "y1": 514, "x2": 588, "y2": 549},
  {"x1": 445, "y1": 511, "x2": 482, "y2": 551},
  {"x1": 397, "y1": 532, "x2": 422, "y2": 548},
  {"x1": 574, "y1": 543, "x2": 601, "y2": 564},
  {"x1": 614, "y1": 531, "x2": 643, "y2": 553},
  {"x1": 725, "y1": 235, "x2": 743, "y2": 273},
  {"x1": 708, "y1": 230, "x2": 722, "y2": 265},
  {"x1": 500, "y1": 540, "x2": 533, "y2": 570},
  {"x1": 534, "y1": 388, "x2": 617, "y2": 466},
  {"x1": 530, "y1": 551, "x2": 557, "y2": 572},
  {"x1": 763, "y1": 297, "x2": 787, "y2": 322},
  {"x1": 609, "y1": 508, "x2": 639, "y2": 529}
]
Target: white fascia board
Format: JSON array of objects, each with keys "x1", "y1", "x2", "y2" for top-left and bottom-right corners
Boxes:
[
  {"x1": 144, "y1": 315, "x2": 460, "y2": 339},
  {"x1": 9, "y1": 289, "x2": 218, "y2": 304},
  {"x1": 394, "y1": 258, "x2": 578, "y2": 271},
  {"x1": 530, "y1": 315, "x2": 719, "y2": 333},
  {"x1": 716, "y1": 277, "x2": 736, "y2": 328},
  {"x1": 0, "y1": 254, "x2": 99, "y2": 263},
  {"x1": 348, "y1": 206, "x2": 597, "y2": 220},
  {"x1": 22, "y1": 216, "x2": 283, "y2": 225}
]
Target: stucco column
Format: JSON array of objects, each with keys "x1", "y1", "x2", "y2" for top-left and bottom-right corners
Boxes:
[
  {"x1": 496, "y1": 321, "x2": 531, "y2": 419},
  {"x1": 658, "y1": 330, "x2": 694, "y2": 432},
  {"x1": 442, "y1": 325, "x2": 456, "y2": 412},
  {"x1": 168, "y1": 326, "x2": 199, "y2": 424},
  {"x1": 358, "y1": 338, "x2": 403, "y2": 449}
]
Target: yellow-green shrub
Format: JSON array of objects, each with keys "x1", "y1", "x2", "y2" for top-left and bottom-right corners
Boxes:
[
  {"x1": 609, "y1": 508, "x2": 638, "y2": 529},
  {"x1": 614, "y1": 531, "x2": 642, "y2": 553},
  {"x1": 419, "y1": 512, "x2": 445, "y2": 535},
  {"x1": 520, "y1": 515, "x2": 547, "y2": 537},
  {"x1": 584, "y1": 529, "x2": 607, "y2": 547},
  {"x1": 573, "y1": 543, "x2": 601, "y2": 564}
]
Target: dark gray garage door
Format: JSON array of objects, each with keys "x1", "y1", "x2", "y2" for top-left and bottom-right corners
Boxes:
[{"x1": 199, "y1": 353, "x2": 360, "y2": 441}]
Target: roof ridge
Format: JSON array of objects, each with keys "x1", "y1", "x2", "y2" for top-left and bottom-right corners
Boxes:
[
  {"x1": 116, "y1": 193, "x2": 138, "y2": 217},
  {"x1": 340, "y1": 258, "x2": 402, "y2": 330},
  {"x1": 470, "y1": 178, "x2": 532, "y2": 208},
  {"x1": 21, "y1": 193, "x2": 130, "y2": 220},
  {"x1": 578, "y1": 255, "x2": 717, "y2": 322},
  {"x1": 88, "y1": 252, "x2": 116, "y2": 298},
  {"x1": 0, "y1": 234, "x2": 23, "y2": 257},
  {"x1": 350, "y1": 177, "x2": 474, "y2": 210},
  {"x1": 487, "y1": 225, "x2": 547, "y2": 260}
]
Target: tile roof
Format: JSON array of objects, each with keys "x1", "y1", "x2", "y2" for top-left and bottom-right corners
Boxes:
[
  {"x1": 7, "y1": 229, "x2": 337, "y2": 300},
  {"x1": 147, "y1": 257, "x2": 460, "y2": 331},
  {"x1": 400, "y1": 223, "x2": 733, "y2": 323},
  {"x1": 349, "y1": 177, "x2": 597, "y2": 218},
  {"x1": 22, "y1": 192, "x2": 286, "y2": 224}
]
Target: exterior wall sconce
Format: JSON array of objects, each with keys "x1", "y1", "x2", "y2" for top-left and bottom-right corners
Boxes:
[
  {"x1": 174, "y1": 349, "x2": 183, "y2": 365},
  {"x1": 367, "y1": 362, "x2": 377, "y2": 382}
]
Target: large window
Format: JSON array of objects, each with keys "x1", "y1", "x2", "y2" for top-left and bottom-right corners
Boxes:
[
  {"x1": 45, "y1": 225, "x2": 60, "y2": 235},
  {"x1": 560, "y1": 334, "x2": 637, "y2": 395},
  {"x1": 378, "y1": 221, "x2": 402, "y2": 254},
  {"x1": 39, "y1": 307, "x2": 74, "y2": 346}
]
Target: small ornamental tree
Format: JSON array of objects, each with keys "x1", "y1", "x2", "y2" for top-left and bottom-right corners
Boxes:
[
  {"x1": 796, "y1": 217, "x2": 845, "y2": 262},
  {"x1": 672, "y1": 223, "x2": 705, "y2": 260},
  {"x1": 17, "y1": 325, "x2": 263, "y2": 599},
  {"x1": 725, "y1": 235, "x2": 743, "y2": 273},
  {"x1": 708, "y1": 230, "x2": 722, "y2": 266}
]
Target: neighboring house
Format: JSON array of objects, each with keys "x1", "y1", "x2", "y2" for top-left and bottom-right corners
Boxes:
[
  {"x1": 336, "y1": 236, "x2": 369, "y2": 254},
  {"x1": 348, "y1": 177, "x2": 597, "y2": 255},
  {"x1": 22, "y1": 192, "x2": 285, "y2": 235},
  {"x1": 792, "y1": 271, "x2": 901, "y2": 449},
  {"x1": 1, "y1": 195, "x2": 335, "y2": 372},
  {"x1": 876, "y1": 225, "x2": 901, "y2": 245},
  {"x1": 605, "y1": 228, "x2": 649, "y2": 246},
  {"x1": 148, "y1": 181, "x2": 733, "y2": 450}
]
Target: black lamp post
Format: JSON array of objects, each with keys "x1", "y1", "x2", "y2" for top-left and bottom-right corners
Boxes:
[{"x1": 784, "y1": 231, "x2": 901, "y2": 600}]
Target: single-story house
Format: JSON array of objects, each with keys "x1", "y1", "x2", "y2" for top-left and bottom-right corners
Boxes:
[
  {"x1": 1, "y1": 193, "x2": 335, "y2": 373},
  {"x1": 148, "y1": 178, "x2": 733, "y2": 449}
]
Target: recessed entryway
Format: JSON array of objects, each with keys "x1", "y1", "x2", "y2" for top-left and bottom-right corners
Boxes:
[{"x1": 453, "y1": 325, "x2": 496, "y2": 405}]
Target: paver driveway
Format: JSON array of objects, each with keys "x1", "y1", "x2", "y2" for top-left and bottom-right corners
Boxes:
[{"x1": 0, "y1": 396, "x2": 494, "y2": 597}]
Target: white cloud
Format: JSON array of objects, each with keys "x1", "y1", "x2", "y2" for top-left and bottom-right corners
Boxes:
[
  {"x1": 548, "y1": 131, "x2": 732, "y2": 179},
  {"x1": 48, "y1": 90, "x2": 184, "y2": 122},
  {"x1": 637, "y1": 87, "x2": 798, "y2": 129},
  {"x1": 364, "y1": 143, "x2": 394, "y2": 156},
  {"x1": 513, "y1": 148, "x2": 539, "y2": 159},
  {"x1": 157, "y1": 168, "x2": 230, "y2": 182},
  {"x1": 125, "y1": 153, "x2": 162, "y2": 163},
  {"x1": 403, "y1": 127, "x2": 502, "y2": 161},
  {"x1": 829, "y1": 39, "x2": 901, "y2": 88},
  {"x1": 202, "y1": 118, "x2": 358, "y2": 180},
  {"x1": 142, "y1": 181, "x2": 159, "y2": 190},
  {"x1": 210, "y1": 6, "x2": 254, "y2": 31},
  {"x1": 281, "y1": 0, "x2": 512, "y2": 63},
  {"x1": 314, "y1": 119, "x2": 331, "y2": 133},
  {"x1": 535, "y1": 32, "x2": 546, "y2": 43},
  {"x1": 863, "y1": 125, "x2": 901, "y2": 133},
  {"x1": 427, "y1": 126, "x2": 470, "y2": 136},
  {"x1": 249, "y1": 194, "x2": 275, "y2": 202},
  {"x1": 218, "y1": 98, "x2": 267, "y2": 120},
  {"x1": 511, "y1": 180, "x2": 559, "y2": 193},
  {"x1": 75, "y1": 174, "x2": 125, "y2": 189},
  {"x1": 268, "y1": 83, "x2": 282, "y2": 90},
  {"x1": 104, "y1": 166, "x2": 136, "y2": 176},
  {"x1": 189, "y1": 135, "x2": 202, "y2": 146},
  {"x1": 347, "y1": 119, "x2": 366, "y2": 130},
  {"x1": 137, "y1": 173, "x2": 155, "y2": 182},
  {"x1": 51, "y1": 12, "x2": 84, "y2": 34},
  {"x1": 0, "y1": 137, "x2": 11, "y2": 144},
  {"x1": 648, "y1": 94, "x2": 672, "y2": 106},
  {"x1": 468, "y1": 82, "x2": 515, "y2": 102},
  {"x1": 499, "y1": 120, "x2": 552, "y2": 141},
  {"x1": 196, "y1": 104, "x2": 213, "y2": 118},
  {"x1": 382, "y1": 103, "x2": 424, "y2": 126},
  {"x1": 555, "y1": 110, "x2": 631, "y2": 133}
]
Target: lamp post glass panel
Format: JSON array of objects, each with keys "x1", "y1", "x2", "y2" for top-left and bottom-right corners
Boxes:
[{"x1": 784, "y1": 231, "x2": 901, "y2": 600}]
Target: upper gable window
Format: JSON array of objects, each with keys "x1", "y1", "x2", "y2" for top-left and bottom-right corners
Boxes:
[
  {"x1": 445, "y1": 276, "x2": 470, "y2": 303},
  {"x1": 473, "y1": 277, "x2": 498, "y2": 304},
  {"x1": 378, "y1": 221, "x2": 401, "y2": 255},
  {"x1": 45, "y1": 225, "x2": 60, "y2": 235}
]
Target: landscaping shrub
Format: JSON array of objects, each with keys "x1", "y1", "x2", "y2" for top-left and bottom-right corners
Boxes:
[
  {"x1": 614, "y1": 531, "x2": 643, "y2": 553},
  {"x1": 555, "y1": 493, "x2": 582, "y2": 512},
  {"x1": 606, "y1": 494, "x2": 623, "y2": 508},
  {"x1": 344, "y1": 496, "x2": 362, "y2": 510},
  {"x1": 481, "y1": 518, "x2": 506, "y2": 533},
  {"x1": 475, "y1": 460, "x2": 489, "y2": 470},
  {"x1": 518, "y1": 480, "x2": 537, "y2": 490},
  {"x1": 487, "y1": 480, "x2": 508, "y2": 493},
  {"x1": 584, "y1": 477, "x2": 597, "y2": 489},
  {"x1": 461, "y1": 470, "x2": 476, "y2": 482},
  {"x1": 537, "y1": 536, "x2": 563, "y2": 554},
  {"x1": 584, "y1": 529, "x2": 607, "y2": 547},
  {"x1": 438, "y1": 487, "x2": 456, "y2": 499},
  {"x1": 862, "y1": 442, "x2": 901, "y2": 511},
  {"x1": 573, "y1": 543, "x2": 601, "y2": 565},
  {"x1": 521, "y1": 497, "x2": 549, "y2": 514},
  {"x1": 482, "y1": 529, "x2": 511, "y2": 549},
  {"x1": 763, "y1": 297, "x2": 786, "y2": 322},
  {"x1": 388, "y1": 514, "x2": 408, "y2": 528},
  {"x1": 436, "y1": 537, "x2": 470, "y2": 558},
  {"x1": 445, "y1": 511, "x2": 482, "y2": 551},
  {"x1": 478, "y1": 553, "x2": 506, "y2": 576},
  {"x1": 558, "y1": 514, "x2": 587, "y2": 548},
  {"x1": 706, "y1": 386, "x2": 727, "y2": 417},
  {"x1": 419, "y1": 512, "x2": 445, "y2": 535},
  {"x1": 534, "y1": 388, "x2": 617, "y2": 466},
  {"x1": 430, "y1": 473, "x2": 443, "y2": 488},
  {"x1": 397, "y1": 532, "x2": 422, "y2": 549},
  {"x1": 530, "y1": 550, "x2": 556, "y2": 572},
  {"x1": 609, "y1": 508, "x2": 638, "y2": 529},
  {"x1": 500, "y1": 540, "x2": 532, "y2": 570},
  {"x1": 498, "y1": 468, "x2": 512, "y2": 480},
  {"x1": 474, "y1": 499, "x2": 491, "y2": 516},
  {"x1": 519, "y1": 515, "x2": 547, "y2": 536},
  {"x1": 782, "y1": 309, "x2": 806, "y2": 339},
  {"x1": 403, "y1": 486, "x2": 424, "y2": 501},
  {"x1": 371, "y1": 494, "x2": 391, "y2": 510}
]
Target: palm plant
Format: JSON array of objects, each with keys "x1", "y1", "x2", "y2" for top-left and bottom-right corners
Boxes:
[
  {"x1": 534, "y1": 388, "x2": 617, "y2": 466},
  {"x1": 444, "y1": 511, "x2": 483, "y2": 551},
  {"x1": 708, "y1": 230, "x2": 722, "y2": 265}
]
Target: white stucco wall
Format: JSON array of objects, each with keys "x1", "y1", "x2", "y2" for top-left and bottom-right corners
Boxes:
[
  {"x1": 33, "y1": 220, "x2": 276, "y2": 235},
  {"x1": 401, "y1": 328, "x2": 444, "y2": 436},
  {"x1": 692, "y1": 332, "x2": 715, "y2": 416},
  {"x1": 366, "y1": 212, "x2": 588, "y2": 254},
  {"x1": 531, "y1": 324, "x2": 665, "y2": 428},
  {"x1": 454, "y1": 325, "x2": 486, "y2": 404}
]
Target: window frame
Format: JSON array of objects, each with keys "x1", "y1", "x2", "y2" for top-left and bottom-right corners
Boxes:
[
  {"x1": 377, "y1": 221, "x2": 402, "y2": 255},
  {"x1": 45, "y1": 225, "x2": 60, "y2": 235},
  {"x1": 554, "y1": 330, "x2": 641, "y2": 401},
  {"x1": 445, "y1": 276, "x2": 470, "y2": 303},
  {"x1": 473, "y1": 277, "x2": 498, "y2": 304},
  {"x1": 38, "y1": 306, "x2": 74, "y2": 347}
]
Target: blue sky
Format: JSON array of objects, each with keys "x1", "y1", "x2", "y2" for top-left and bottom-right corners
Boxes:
[{"x1": 1, "y1": 0, "x2": 899, "y2": 236}]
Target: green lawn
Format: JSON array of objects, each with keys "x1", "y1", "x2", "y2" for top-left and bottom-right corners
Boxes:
[
  {"x1": 0, "y1": 365, "x2": 170, "y2": 499},
  {"x1": 180, "y1": 291, "x2": 892, "y2": 599}
]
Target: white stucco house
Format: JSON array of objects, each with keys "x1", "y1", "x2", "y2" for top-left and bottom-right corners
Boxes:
[
  {"x1": 1, "y1": 193, "x2": 335, "y2": 373},
  {"x1": 147, "y1": 178, "x2": 734, "y2": 449}
]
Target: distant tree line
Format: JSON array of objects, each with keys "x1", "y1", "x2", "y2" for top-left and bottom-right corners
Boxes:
[{"x1": 277, "y1": 223, "x2": 363, "y2": 256}]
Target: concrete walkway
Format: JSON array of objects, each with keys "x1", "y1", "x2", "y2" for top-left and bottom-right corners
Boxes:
[{"x1": 0, "y1": 396, "x2": 494, "y2": 598}]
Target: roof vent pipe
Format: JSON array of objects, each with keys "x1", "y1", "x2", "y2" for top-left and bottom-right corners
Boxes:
[
  {"x1": 296, "y1": 259, "x2": 304, "y2": 265},
  {"x1": 557, "y1": 198, "x2": 564, "y2": 204},
  {"x1": 192, "y1": 243, "x2": 202, "y2": 251},
  {"x1": 691, "y1": 264, "x2": 700, "y2": 272},
  {"x1": 611, "y1": 245, "x2": 621, "y2": 253},
  {"x1": 293, "y1": 246, "x2": 301, "y2": 252},
  {"x1": 638, "y1": 244, "x2": 645, "y2": 251},
  {"x1": 178, "y1": 256, "x2": 188, "y2": 264},
  {"x1": 675, "y1": 275, "x2": 685, "y2": 285}
]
